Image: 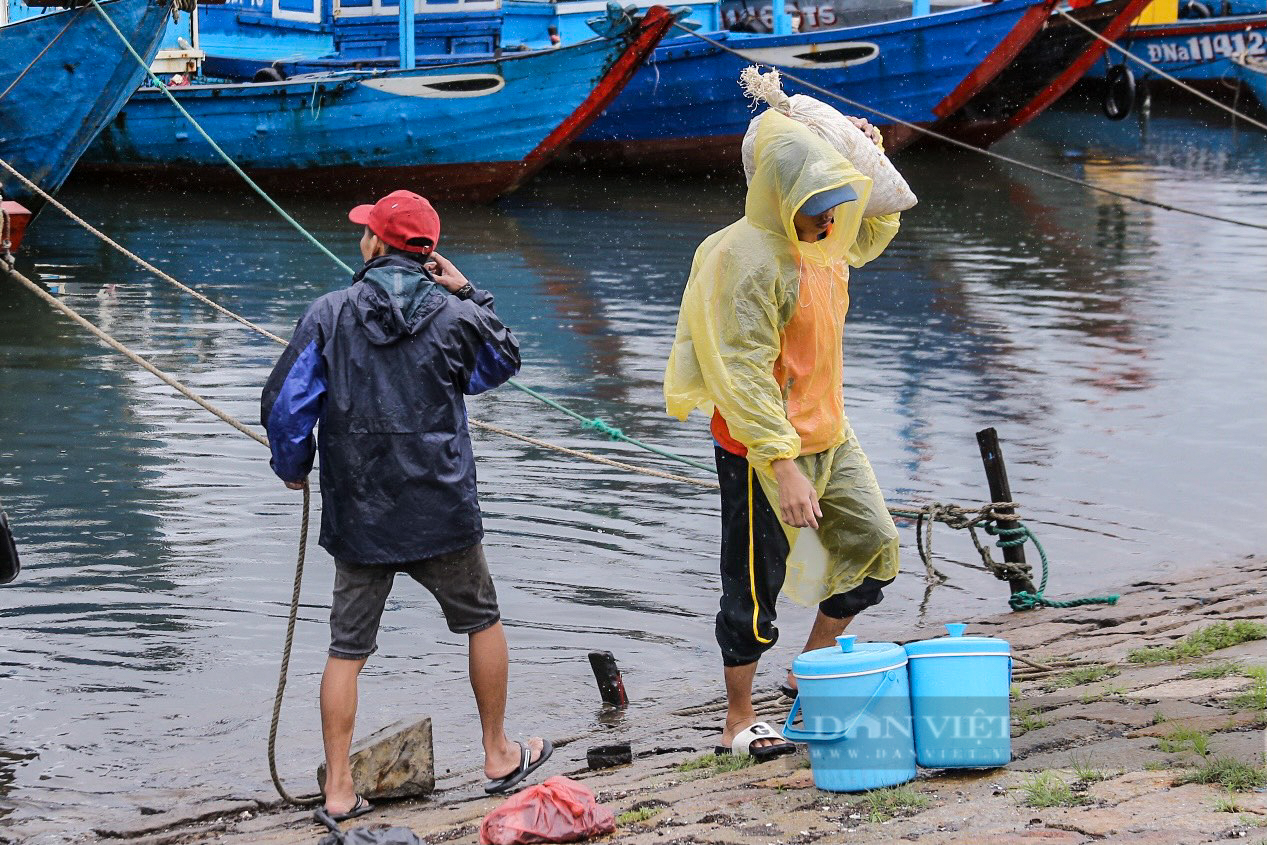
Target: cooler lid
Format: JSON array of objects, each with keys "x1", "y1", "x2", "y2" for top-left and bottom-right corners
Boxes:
[
  {"x1": 903, "y1": 623, "x2": 1011, "y2": 657},
  {"x1": 792, "y1": 635, "x2": 907, "y2": 679}
]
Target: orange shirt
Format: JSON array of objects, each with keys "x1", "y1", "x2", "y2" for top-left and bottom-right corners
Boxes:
[{"x1": 713, "y1": 260, "x2": 849, "y2": 458}]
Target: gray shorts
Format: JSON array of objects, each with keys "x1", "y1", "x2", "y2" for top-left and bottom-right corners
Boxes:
[{"x1": 329, "y1": 543, "x2": 501, "y2": 660}]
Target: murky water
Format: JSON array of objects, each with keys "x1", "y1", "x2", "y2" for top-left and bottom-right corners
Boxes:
[{"x1": 1, "y1": 100, "x2": 1265, "y2": 841}]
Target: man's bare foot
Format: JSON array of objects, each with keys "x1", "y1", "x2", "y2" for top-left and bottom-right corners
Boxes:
[
  {"x1": 323, "y1": 792, "x2": 357, "y2": 816},
  {"x1": 485, "y1": 736, "x2": 547, "y2": 780}
]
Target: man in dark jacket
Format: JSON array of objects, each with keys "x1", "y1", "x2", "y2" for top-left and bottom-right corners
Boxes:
[{"x1": 262, "y1": 190, "x2": 550, "y2": 820}]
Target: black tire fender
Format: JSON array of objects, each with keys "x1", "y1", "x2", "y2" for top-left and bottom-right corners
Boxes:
[
  {"x1": 252, "y1": 66, "x2": 286, "y2": 84},
  {"x1": 1103, "y1": 64, "x2": 1136, "y2": 121}
]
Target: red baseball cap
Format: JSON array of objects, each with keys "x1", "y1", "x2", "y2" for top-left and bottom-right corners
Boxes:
[{"x1": 348, "y1": 190, "x2": 440, "y2": 254}]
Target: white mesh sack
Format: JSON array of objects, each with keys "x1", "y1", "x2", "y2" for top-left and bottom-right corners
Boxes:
[{"x1": 739, "y1": 67, "x2": 917, "y2": 218}]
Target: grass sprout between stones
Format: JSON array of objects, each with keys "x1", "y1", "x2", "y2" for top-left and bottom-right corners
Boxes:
[
  {"x1": 1127, "y1": 621, "x2": 1267, "y2": 664},
  {"x1": 1022, "y1": 772, "x2": 1088, "y2": 808},
  {"x1": 1188, "y1": 662, "x2": 1246, "y2": 679},
  {"x1": 1174, "y1": 757, "x2": 1267, "y2": 792},
  {"x1": 675, "y1": 753, "x2": 756, "y2": 776},
  {"x1": 1069, "y1": 753, "x2": 1113, "y2": 784},
  {"x1": 1214, "y1": 795, "x2": 1244, "y2": 813},
  {"x1": 1158, "y1": 726, "x2": 1212, "y2": 756},
  {"x1": 1045, "y1": 665, "x2": 1119, "y2": 691},
  {"x1": 1231, "y1": 667, "x2": 1266, "y2": 714},
  {"x1": 1080, "y1": 684, "x2": 1126, "y2": 704},
  {"x1": 616, "y1": 806, "x2": 663, "y2": 826},
  {"x1": 1013, "y1": 706, "x2": 1048, "y2": 736},
  {"x1": 860, "y1": 786, "x2": 930, "y2": 823}
]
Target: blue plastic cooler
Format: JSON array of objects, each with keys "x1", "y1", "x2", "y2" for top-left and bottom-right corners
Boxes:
[
  {"x1": 781, "y1": 635, "x2": 916, "y2": 792},
  {"x1": 904, "y1": 623, "x2": 1012, "y2": 768}
]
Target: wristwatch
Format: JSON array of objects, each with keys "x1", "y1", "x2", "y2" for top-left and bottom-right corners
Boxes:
[{"x1": 453, "y1": 283, "x2": 475, "y2": 300}]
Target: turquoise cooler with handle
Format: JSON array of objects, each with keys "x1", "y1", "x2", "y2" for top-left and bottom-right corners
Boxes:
[
  {"x1": 782, "y1": 635, "x2": 916, "y2": 792},
  {"x1": 904, "y1": 623, "x2": 1012, "y2": 768}
]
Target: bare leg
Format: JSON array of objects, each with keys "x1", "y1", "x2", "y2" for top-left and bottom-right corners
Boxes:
[
  {"x1": 720, "y1": 661, "x2": 782, "y2": 750},
  {"x1": 785, "y1": 611, "x2": 856, "y2": 693},
  {"x1": 468, "y1": 621, "x2": 544, "y2": 779},
  {"x1": 320, "y1": 655, "x2": 368, "y2": 814}
]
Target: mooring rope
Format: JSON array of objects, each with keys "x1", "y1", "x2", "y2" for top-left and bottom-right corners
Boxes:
[
  {"x1": 672, "y1": 24, "x2": 1267, "y2": 233},
  {"x1": 986, "y1": 521, "x2": 1119, "y2": 610},
  {"x1": 1057, "y1": 8, "x2": 1267, "y2": 133},
  {"x1": 0, "y1": 157, "x2": 287, "y2": 344},
  {"x1": 267, "y1": 480, "x2": 324, "y2": 806}
]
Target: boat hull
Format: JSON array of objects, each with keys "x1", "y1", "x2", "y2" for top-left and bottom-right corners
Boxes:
[
  {"x1": 1233, "y1": 54, "x2": 1267, "y2": 108},
  {"x1": 1083, "y1": 13, "x2": 1267, "y2": 83},
  {"x1": 571, "y1": 0, "x2": 1051, "y2": 168},
  {"x1": 79, "y1": 8, "x2": 675, "y2": 203},
  {"x1": 0, "y1": 0, "x2": 173, "y2": 216},
  {"x1": 931, "y1": 0, "x2": 1156, "y2": 148}
]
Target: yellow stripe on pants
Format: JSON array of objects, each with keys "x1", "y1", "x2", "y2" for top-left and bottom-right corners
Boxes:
[{"x1": 748, "y1": 465, "x2": 772, "y2": 645}]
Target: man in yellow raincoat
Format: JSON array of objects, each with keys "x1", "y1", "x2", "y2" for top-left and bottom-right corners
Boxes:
[{"x1": 665, "y1": 109, "x2": 902, "y2": 758}]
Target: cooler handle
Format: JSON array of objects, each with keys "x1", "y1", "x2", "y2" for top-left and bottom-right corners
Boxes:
[{"x1": 781, "y1": 670, "x2": 899, "y2": 743}]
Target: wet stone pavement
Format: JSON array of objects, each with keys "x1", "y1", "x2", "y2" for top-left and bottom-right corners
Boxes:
[{"x1": 92, "y1": 555, "x2": 1265, "y2": 845}]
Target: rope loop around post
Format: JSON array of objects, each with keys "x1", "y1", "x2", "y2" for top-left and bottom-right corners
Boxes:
[{"x1": 983, "y1": 520, "x2": 1120, "y2": 611}]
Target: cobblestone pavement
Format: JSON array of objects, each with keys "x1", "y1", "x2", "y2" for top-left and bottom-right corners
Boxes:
[{"x1": 95, "y1": 555, "x2": 1265, "y2": 845}]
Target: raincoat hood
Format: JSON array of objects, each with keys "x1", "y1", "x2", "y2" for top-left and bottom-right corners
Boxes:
[
  {"x1": 744, "y1": 110, "x2": 872, "y2": 264},
  {"x1": 353, "y1": 253, "x2": 443, "y2": 345}
]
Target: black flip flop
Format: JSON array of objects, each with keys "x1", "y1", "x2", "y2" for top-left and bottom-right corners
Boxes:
[
  {"x1": 778, "y1": 683, "x2": 798, "y2": 699},
  {"x1": 314, "y1": 794, "x2": 373, "y2": 824},
  {"x1": 484, "y1": 739, "x2": 554, "y2": 795}
]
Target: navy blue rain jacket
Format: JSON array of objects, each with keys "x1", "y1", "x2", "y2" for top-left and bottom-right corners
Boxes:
[{"x1": 261, "y1": 254, "x2": 520, "y2": 564}]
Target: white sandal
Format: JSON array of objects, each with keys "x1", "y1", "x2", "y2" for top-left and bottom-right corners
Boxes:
[{"x1": 714, "y1": 721, "x2": 797, "y2": 760}]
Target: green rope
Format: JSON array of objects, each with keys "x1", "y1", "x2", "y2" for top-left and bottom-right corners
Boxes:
[
  {"x1": 984, "y1": 522, "x2": 1120, "y2": 611},
  {"x1": 88, "y1": 0, "x2": 356, "y2": 276},
  {"x1": 504, "y1": 381, "x2": 716, "y2": 473}
]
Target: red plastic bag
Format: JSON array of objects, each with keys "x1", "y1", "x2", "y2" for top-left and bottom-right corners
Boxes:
[{"x1": 480, "y1": 776, "x2": 616, "y2": 845}]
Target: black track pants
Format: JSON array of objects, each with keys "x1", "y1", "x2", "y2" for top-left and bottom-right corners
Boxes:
[{"x1": 715, "y1": 447, "x2": 894, "y2": 668}]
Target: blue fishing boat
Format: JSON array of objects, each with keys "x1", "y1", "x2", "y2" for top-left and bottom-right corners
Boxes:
[
  {"x1": 571, "y1": 0, "x2": 1057, "y2": 165},
  {"x1": 78, "y1": 7, "x2": 676, "y2": 202},
  {"x1": 0, "y1": 0, "x2": 176, "y2": 244},
  {"x1": 1084, "y1": 1, "x2": 1267, "y2": 89}
]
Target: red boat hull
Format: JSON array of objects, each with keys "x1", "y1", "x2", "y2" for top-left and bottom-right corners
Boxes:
[
  {"x1": 2, "y1": 201, "x2": 32, "y2": 256},
  {"x1": 931, "y1": 0, "x2": 1156, "y2": 148}
]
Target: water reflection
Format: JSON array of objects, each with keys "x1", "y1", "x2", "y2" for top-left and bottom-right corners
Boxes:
[{"x1": 0, "y1": 103, "x2": 1264, "y2": 841}]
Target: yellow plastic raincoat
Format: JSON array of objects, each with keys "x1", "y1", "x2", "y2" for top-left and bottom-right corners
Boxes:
[{"x1": 664, "y1": 110, "x2": 901, "y2": 606}]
